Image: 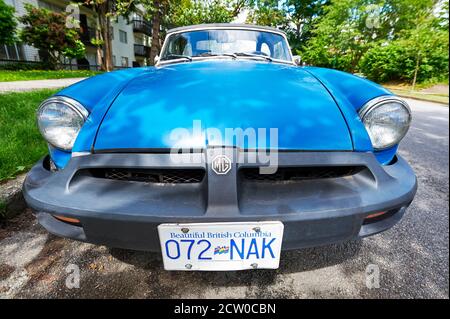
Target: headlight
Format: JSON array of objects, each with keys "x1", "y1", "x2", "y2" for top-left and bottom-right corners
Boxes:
[
  {"x1": 37, "y1": 96, "x2": 89, "y2": 151},
  {"x1": 359, "y1": 96, "x2": 411, "y2": 150}
]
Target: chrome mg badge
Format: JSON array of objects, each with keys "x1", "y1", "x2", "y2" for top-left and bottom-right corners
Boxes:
[{"x1": 211, "y1": 155, "x2": 232, "y2": 175}]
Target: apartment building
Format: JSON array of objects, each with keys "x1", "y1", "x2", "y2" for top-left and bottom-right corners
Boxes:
[{"x1": 1, "y1": 0, "x2": 152, "y2": 68}]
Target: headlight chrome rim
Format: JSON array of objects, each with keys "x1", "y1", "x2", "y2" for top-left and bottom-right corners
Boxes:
[
  {"x1": 37, "y1": 96, "x2": 89, "y2": 151},
  {"x1": 359, "y1": 96, "x2": 412, "y2": 151}
]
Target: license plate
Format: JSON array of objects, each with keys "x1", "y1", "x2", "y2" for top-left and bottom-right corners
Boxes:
[{"x1": 158, "y1": 221, "x2": 284, "y2": 271}]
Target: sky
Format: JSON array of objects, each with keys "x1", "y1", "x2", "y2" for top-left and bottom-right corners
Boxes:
[{"x1": 233, "y1": 8, "x2": 249, "y2": 23}]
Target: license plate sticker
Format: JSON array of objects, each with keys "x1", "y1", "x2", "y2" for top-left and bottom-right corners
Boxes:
[{"x1": 158, "y1": 221, "x2": 284, "y2": 271}]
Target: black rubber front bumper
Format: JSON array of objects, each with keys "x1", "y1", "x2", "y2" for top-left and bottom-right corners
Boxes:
[{"x1": 23, "y1": 150, "x2": 417, "y2": 251}]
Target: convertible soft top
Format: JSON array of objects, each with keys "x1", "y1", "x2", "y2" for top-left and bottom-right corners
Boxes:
[{"x1": 166, "y1": 23, "x2": 287, "y2": 35}]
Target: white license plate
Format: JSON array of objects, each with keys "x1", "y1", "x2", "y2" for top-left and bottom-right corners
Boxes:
[{"x1": 158, "y1": 221, "x2": 284, "y2": 271}]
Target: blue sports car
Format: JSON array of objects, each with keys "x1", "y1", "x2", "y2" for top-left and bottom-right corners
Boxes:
[{"x1": 23, "y1": 24, "x2": 417, "y2": 271}]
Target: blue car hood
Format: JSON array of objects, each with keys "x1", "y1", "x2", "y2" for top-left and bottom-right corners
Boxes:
[{"x1": 94, "y1": 60, "x2": 353, "y2": 151}]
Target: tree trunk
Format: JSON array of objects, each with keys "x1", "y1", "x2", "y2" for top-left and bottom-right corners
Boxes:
[
  {"x1": 94, "y1": 14, "x2": 103, "y2": 70},
  {"x1": 149, "y1": 0, "x2": 161, "y2": 65},
  {"x1": 104, "y1": 17, "x2": 113, "y2": 71},
  {"x1": 232, "y1": 0, "x2": 245, "y2": 17},
  {"x1": 412, "y1": 50, "x2": 421, "y2": 92},
  {"x1": 43, "y1": 54, "x2": 57, "y2": 70},
  {"x1": 95, "y1": 29, "x2": 103, "y2": 70},
  {"x1": 96, "y1": 1, "x2": 113, "y2": 71}
]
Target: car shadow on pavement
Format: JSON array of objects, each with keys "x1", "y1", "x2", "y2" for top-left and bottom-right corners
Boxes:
[{"x1": 108, "y1": 240, "x2": 363, "y2": 287}]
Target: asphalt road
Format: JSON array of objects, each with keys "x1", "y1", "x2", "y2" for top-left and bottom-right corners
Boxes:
[{"x1": 0, "y1": 98, "x2": 448, "y2": 299}]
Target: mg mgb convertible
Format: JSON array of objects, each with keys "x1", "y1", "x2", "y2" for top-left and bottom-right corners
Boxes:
[{"x1": 23, "y1": 24, "x2": 417, "y2": 271}]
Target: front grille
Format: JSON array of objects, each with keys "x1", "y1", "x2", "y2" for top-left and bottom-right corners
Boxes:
[
  {"x1": 91, "y1": 168, "x2": 205, "y2": 184},
  {"x1": 240, "y1": 166, "x2": 364, "y2": 182}
]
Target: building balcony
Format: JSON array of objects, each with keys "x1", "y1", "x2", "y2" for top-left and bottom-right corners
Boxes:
[
  {"x1": 134, "y1": 44, "x2": 151, "y2": 57},
  {"x1": 132, "y1": 19, "x2": 152, "y2": 36},
  {"x1": 79, "y1": 26, "x2": 97, "y2": 46}
]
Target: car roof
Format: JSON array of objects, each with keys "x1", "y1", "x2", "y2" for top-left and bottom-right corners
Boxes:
[{"x1": 166, "y1": 23, "x2": 286, "y2": 36}]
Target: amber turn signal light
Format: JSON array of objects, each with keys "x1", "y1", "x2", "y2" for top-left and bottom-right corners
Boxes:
[
  {"x1": 53, "y1": 215, "x2": 81, "y2": 225},
  {"x1": 365, "y1": 211, "x2": 387, "y2": 219}
]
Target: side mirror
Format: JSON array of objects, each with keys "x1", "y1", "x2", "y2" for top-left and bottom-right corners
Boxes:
[
  {"x1": 154, "y1": 55, "x2": 160, "y2": 65},
  {"x1": 293, "y1": 55, "x2": 302, "y2": 66}
]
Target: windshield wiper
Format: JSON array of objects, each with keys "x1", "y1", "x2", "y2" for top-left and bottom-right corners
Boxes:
[
  {"x1": 164, "y1": 54, "x2": 192, "y2": 62},
  {"x1": 233, "y1": 52, "x2": 273, "y2": 62},
  {"x1": 194, "y1": 52, "x2": 237, "y2": 59}
]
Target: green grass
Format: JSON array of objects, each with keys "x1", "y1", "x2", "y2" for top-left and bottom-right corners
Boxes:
[
  {"x1": 0, "y1": 89, "x2": 59, "y2": 181},
  {"x1": 388, "y1": 89, "x2": 449, "y2": 104},
  {"x1": 0, "y1": 70, "x2": 102, "y2": 82},
  {"x1": 383, "y1": 81, "x2": 449, "y2": 104}
]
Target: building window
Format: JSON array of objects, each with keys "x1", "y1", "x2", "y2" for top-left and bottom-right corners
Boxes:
[
  {"x1": 119, "y1": 30, "x2": 127, "y2": 44},
  {"x1": 37, "y1": 0, "x2": 61, "y2": 12},
  {"x1": 113, "y1": 55, "x2": 116, "y2": 67},
  {"x1": 135, "y1": 34, "x2": 144, "y2": 45},
  {"x1": 121, "y1": 56, "x2": 129, "y2": 67},
  {"x1": 110, "y1": 27, "x2": 114, "y2": 40}
]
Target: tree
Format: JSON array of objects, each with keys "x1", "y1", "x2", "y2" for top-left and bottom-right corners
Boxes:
[
  {"x1": 79, "y1": 0, "x2": 137, "y2": 71},
  {"x1": 0, "y1": 0, "x2": 17, "y2": 45},
  {"x1": 168, "y1": 0, "x2": 239, "y2": 26},
  {"x1": 19, "y1": 4, "x2": 86, "y2": 69},
  {"x1": 437, "y1": 0, "x2": 449, "y2": 30},
  {"x1": 352, "y1": 0, "x2": 448, "y2": 84},
  {"x1": 142, "y1": 0, "x2": 168, "y2": 66},
  {"x1": 246, "y1": 0, "x2": 287, "y2": 27},
  {"x1": 245, "y1": 0, "x2": 328, "y2": 53},
  {"x1": 284, "y1": 0, "x2": 329, "y2": 52},
  {"x1": 300, "y1": 0, "x2": 445, "y2": 76},
  {"x1": 142, "y1": 0, "x2": 247, "y2": 64},
  {"x1": 299, "y1": 0, "x2": 367, "y2": 71}
]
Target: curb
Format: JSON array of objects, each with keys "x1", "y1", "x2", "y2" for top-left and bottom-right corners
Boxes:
[
  {"x1": 394, "y1": 94, "x2": 449, "y2": 106},
  {"x1": 0, "y1": 174, "x2": 27, "y2": 220}
]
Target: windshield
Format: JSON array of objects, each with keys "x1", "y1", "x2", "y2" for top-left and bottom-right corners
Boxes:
[{"x1": 160, "y1": 29, "x2": 292, "y2": 63}]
